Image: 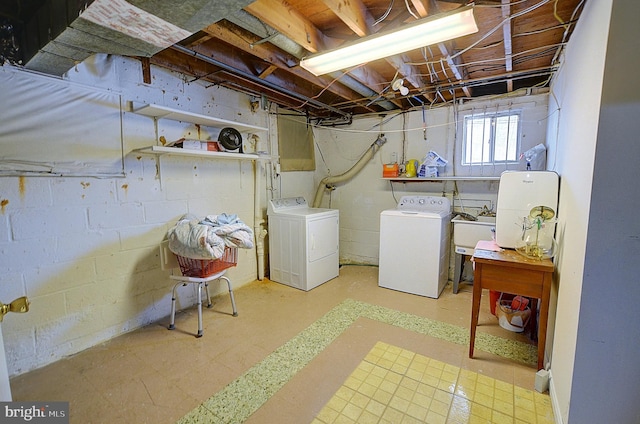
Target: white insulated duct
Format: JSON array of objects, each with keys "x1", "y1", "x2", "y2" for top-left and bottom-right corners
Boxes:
[{"x1": 312, "y1": 134, "x2": 387, "y2": 208}]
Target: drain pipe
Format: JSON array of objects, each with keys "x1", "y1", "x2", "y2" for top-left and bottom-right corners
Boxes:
[
  {"x1": 254, "y1": 159, "x2": 268, "y2": 280},
  {"x1": 312, "y1": 134, "x2": 387, "y2": 208}
]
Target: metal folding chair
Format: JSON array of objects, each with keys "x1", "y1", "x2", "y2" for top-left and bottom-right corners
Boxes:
[{"x1": 159, "y1": 240, "x2": 238, "y2": 337}]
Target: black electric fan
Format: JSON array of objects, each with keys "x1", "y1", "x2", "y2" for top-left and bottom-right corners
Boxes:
[{"x1": 217, "y1": 127, "x2": 243, "y2": 153}]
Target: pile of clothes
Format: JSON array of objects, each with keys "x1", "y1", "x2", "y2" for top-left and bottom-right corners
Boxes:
[{"x1": 167, "y1": 213, "x2": 254, "y2": 260}]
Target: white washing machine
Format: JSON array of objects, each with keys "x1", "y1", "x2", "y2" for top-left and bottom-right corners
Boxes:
[
  {"x1": 268, "y1": 197, "x2": 339, "y2": 291},
  {"x1": 378, "y1": 195, "x2": 451, "y2": 298}
]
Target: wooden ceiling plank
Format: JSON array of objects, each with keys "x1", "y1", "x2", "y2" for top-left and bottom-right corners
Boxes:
[
  {"x1": 244, "y1": 0, "x2": 335, "y2": 53},
  {"x1": 321, "y1": 0, "x2": 373, "y2": 37},
  {"x1": 502, "y1": 0, "x2": 514, "y2": 92}
]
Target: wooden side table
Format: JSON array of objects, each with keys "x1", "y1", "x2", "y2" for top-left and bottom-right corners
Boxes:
[{"x1": 470, "y1": 248, "x2": 554, "y2": 370}]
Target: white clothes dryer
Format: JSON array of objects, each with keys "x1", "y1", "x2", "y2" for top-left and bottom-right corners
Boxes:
[
  {"x1": 268, "y1": 197, "x2": 339, "y2": 291},
  {"x1": 378, "y1": 195, "x2": 451, "y2": 298}
]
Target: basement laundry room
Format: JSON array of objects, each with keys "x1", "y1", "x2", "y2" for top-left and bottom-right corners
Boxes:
[{"x1": 0, "y1": 1, "x2": 639, "y2": 424}]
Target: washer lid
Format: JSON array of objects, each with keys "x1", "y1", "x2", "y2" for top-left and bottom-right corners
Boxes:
[{"x1": 275, "y1": 208, "x2": 338, "y2": 218}]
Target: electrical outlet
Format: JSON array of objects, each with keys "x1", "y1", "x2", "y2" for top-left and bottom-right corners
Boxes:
[{"x1": 390, "y1": 152, "x2": 398, "y2": 163}]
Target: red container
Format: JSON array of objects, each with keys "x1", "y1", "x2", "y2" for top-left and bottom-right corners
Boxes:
[{"x1": 176, "y1": 247, "x2": 238, "y2": 277}]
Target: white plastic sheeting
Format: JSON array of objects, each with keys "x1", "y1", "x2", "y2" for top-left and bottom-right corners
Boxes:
[{"x1": 0, "y1": 66, "x2": 124, "y2": 177}]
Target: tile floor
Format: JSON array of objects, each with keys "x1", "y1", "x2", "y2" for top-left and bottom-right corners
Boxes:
[
  {"x1": 10, "y1": 265, "x2": 547, "y2": 424},
  {"x1": 313, "y1": 342, "x2": 553, "y2": 424}
]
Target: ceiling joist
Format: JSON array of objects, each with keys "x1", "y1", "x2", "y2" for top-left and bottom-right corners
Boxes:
[{"x1": 3, "y1": 0, "x2": 584, "y2": 117}]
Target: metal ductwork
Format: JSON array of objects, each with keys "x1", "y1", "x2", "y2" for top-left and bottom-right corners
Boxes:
[{"x1": 16, "y1": 0, "x2": 254, "y2": 76}]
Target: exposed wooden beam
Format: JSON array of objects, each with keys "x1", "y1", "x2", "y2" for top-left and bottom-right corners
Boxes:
[
  {"x1": 139, "y1": 57, "x2": 151, "y2": 84},
  {"x1": 409, "y1": 0, "x2": 429, "y2": 18},
  {"x1": 438, "y1": 42, "x2": 471, "y2": 98},
  {"x1": 244, "y1": 0, "x2": 335, "y2": 53},
  {"x1": 149, "y1": 49, "x2": 316, "y2": 113},
  {"x1": 321, "y1": 0, "x2": 373, "y2": 37},
  {"x1": 200, "y1": 21, "x2": 373, "y2": 109},
  {"x1": 153, "y1": 47, "x2": 374, "y2": 116},
  {"x1": 324, "y1": 0, "x2": 432, "y2": 102},
  {"x1": 420, "y1": 0, "x2": 470, "y2": 98},
  {"x1": 502, "y1": 0, "x2": 514, "y2": 92},
  {"x1": 245, "y1": 0, "x2": 403, "y2": 108},
  {"x1": 258, "y1": 64, "x2": 279, "y2": 79}
]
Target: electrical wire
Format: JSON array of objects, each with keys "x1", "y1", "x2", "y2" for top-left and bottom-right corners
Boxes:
[
  {"x1": 296, "y1": 64, "x2": 366, "y2": 109},
  {"x1": 373, "y1": 0, "x2": 395, "y2": 26},
  {"x1": 289, "y1": 0, "x2": 577, "y2": 114},
  {"x1": 475, "y1": 0, "x2": 531, "y2": 7},
  {"x1": 447, "y1": 0, "x2": 553, "y2": 64},
  {"x1": 410, "y1": 42, "x2": 565, "y2": 68},
  {"x1": 463, "y1": 44, "x2": 564, "y2": 70},
  {"x1": 551, "y1": 0, "x2": 586, "y2": 66},
  {"x1": 303, "y1": 104, "x2": 554, "y2": 135},
  {"x1": 404, "y1": 0, "x2": 419, "y2": 20},
  {"x1": 553, "y1": 0, "x2": 570, "y2": 31}
]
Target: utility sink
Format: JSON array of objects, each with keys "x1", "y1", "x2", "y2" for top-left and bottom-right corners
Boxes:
[
  {"x1": 451, "y1": 215, "x2": 496, "y2": 250},
  {"x1": 451, "y1": 214, "x2": 497, "y2": 294}
]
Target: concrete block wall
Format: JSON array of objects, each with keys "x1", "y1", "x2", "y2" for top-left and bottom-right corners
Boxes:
[{"x1": 0, "y1": 55, "x2": 269, "y2": 376}]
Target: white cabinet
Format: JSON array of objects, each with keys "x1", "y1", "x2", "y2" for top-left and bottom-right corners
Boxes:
[{"x1": 132, "y1": 103, "x2": 269, "y2": 161}]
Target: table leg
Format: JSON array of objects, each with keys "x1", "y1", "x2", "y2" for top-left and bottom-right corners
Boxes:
[
  {"x1": 469, "y1": 263, "x2": 483, "y2": 359},
  {"x1": 529, "y1": 298, "x2": 538, "y2": 342},
  {"x1": 536, "y1": 272, "x2": 552, "y2": 370},
  {"x1": 453, "y1": 253, "x2": 463, "y2": 294}
]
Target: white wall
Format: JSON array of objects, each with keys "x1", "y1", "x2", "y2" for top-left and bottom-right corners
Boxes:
[
  {"x1": 548, "y1": 1, "x2": 640, "y2": 422},
  {"x1": 311, "y1": 94, "x2": 549, "y2": 266},
  {"x1": 544, "y1": 1, "x2": 611, "y2": 422},
  {"x1": 0, "y1": 55, "x2": 269, "y2": 376},
  {"x1": 552, "y1": 1, "x2": 640, "y2": 423}
]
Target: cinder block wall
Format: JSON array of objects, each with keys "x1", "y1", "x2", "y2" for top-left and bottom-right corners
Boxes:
[{"x1": 0, "y1": 55, "x2": 269, "y2": 376}]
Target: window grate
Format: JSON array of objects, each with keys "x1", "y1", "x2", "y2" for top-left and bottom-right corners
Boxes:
[{"x1": 463, "y1": 110, "x2": 521, "y2": 166}]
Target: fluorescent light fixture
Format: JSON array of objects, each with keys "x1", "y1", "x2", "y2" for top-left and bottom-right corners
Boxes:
[{"x1": 300, "y1": 5, "x2": 478, "y2": 76}]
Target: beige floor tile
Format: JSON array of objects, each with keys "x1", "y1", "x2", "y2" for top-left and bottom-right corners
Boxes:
[{"x1": 10, "y1": 265, "x2": 547, "y2": 424}]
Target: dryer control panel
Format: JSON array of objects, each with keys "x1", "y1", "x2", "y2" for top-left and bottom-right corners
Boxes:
[{"x1": 268, "y1": 197, "x2": 308, "y2": 213}]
